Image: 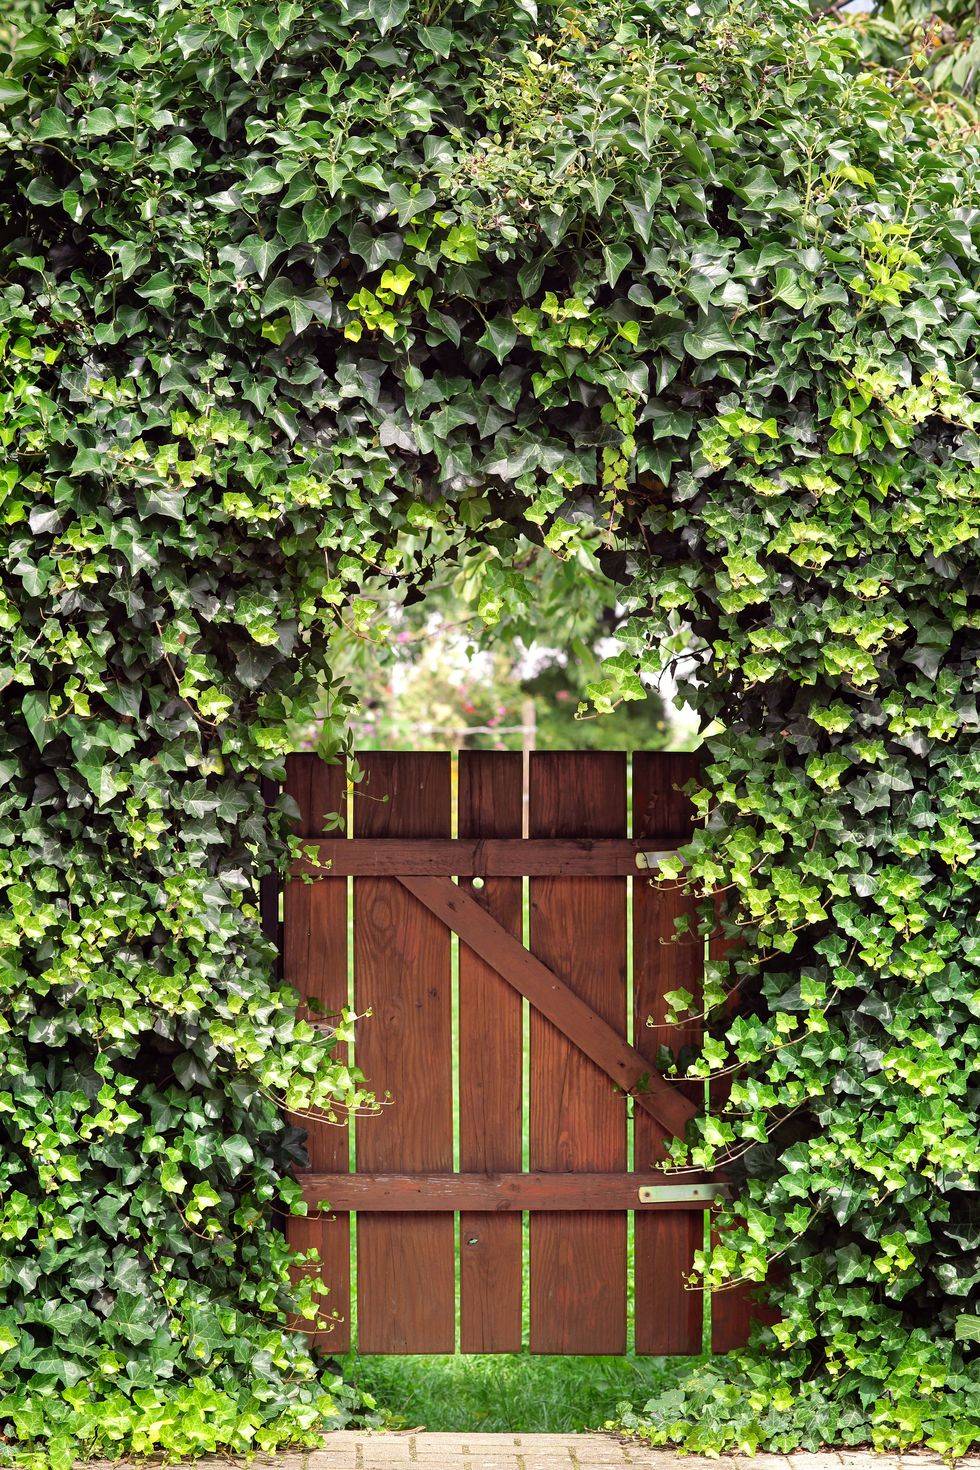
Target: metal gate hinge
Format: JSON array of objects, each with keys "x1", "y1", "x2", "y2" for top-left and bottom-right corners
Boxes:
[
  {"x1": 636, "y1": 1183, "x2": 729, "y2": 1205},
  {"x1": 635, "y1": 850, "x2": 686, "y2": 872}
]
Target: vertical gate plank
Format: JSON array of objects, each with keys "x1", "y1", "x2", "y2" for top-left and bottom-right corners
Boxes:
[
  {"x1": 458, "y1": 751, "x2": 523, "y2": 1352},
  {"x1": 708, "y1": 920, "x2": 778, "y2": 1351},
  {"x1": 633, "y1": 752, "x2": 704, "y2": 1356},
  {"x1": 528, "y1": 751, "x2": 628, "y2": 1354},
  {"x1": 711, "y1": 1244, "x2": 762, "y2": 1351},
  {"x1": 353, "y1": 752, "x2": 454, "y2": 1353},
  {"x1": 283, "y1": 755, "x2": 351, "y2": 1351},
  {"x1": 259, "y1": 775, "x2": 282, "y2": 961},
  {"x1": 708, "y1": 913, "x2": 746, "y2": 1353}
]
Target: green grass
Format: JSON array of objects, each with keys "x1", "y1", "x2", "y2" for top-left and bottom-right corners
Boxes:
[{"x1": 341, "y1": 1352, "x2": 690, "y2": 1433}]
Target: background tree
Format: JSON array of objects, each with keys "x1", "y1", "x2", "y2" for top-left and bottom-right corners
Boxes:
[
  {"x1": 314, "y1": 538, "x2": 678, "y2": 753},
  {"x1": 834, "y1": 0, "x2": 980, "y2": 125}
]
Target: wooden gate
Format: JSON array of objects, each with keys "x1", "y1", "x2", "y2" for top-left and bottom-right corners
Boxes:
[{"x1": 270, "y1": 750, "x2": 755, "y2": 1355}]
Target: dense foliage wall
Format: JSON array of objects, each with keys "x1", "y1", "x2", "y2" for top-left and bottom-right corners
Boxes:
[{"x1": 1, "y1": 0, "x2": 978, "y2": 1463}]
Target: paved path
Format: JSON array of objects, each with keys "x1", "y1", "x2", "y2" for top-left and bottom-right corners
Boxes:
[{"x1": 167, "y1": 1438, "x2": 978, "y2": 1470}]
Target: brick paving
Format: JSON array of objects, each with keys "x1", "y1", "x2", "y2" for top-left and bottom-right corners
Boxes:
[{"x1": 148, "y1": 1438, "x2": 980, "y2": 1470}]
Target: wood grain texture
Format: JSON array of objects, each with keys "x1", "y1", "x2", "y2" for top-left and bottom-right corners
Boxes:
[
  {"x1": 400, "y1": 875, "x2": 696, "y2": 1140},
  {"x1": 633, "y1": 752, "x2": 704, "y2": 1356},
  {"x1": 293, "y1": 836, "x2": 677, "y2": 877},
  {"x1": 711, "y1": 1249, "x2": 760, "y2": 1352},
  {"x1": 302, "y1": 1173, "x2": 726, "y2": 1211},
  {"x1": 353, "y1": 753, "x2": 454, "y2": 1353},
  {"x1": 706, "y1": 912, "x2": 778, "y2": 1352},
  {"x1": 283, "y1": 755, "x2": 350, "y2": 1351},
  {"x1": 458, "y1": 751, "x2": 523, "y2": 1351},
  {"x1": 259, "y1": 775, "x2": 281, "y2": 959},
  {"x1": 528, "y1": 752, "x2": 628, "y2": 1354}
]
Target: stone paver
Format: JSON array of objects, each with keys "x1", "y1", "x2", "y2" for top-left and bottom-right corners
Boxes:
[
  {"x1": 85, "y1": 1441, "x2": 980, "y2": 1470},
  {"x1": 272, "y1": 1438, "x2": 980, "y2": 1470}
]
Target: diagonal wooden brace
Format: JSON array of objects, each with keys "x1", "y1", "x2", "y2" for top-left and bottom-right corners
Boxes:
[{"x1": 398, "y1": 875, "x2": 698, "y2": 1142}]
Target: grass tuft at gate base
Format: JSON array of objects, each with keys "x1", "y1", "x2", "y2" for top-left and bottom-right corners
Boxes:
[{"x1": 0, "y1": 0, "x2": 978, "y2": 1461}]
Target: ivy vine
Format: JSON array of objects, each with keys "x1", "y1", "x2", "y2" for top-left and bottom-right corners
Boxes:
[{"x1": 0, "y1": 0, "x2": 977, "y2": 1463}]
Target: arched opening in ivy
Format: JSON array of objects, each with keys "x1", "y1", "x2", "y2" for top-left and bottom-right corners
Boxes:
[
  {"x1": 281, "y1": 534, "x2": 698, "y2": 1437},
  {"x1": 301, "y1": 531, "x2": 683, "y2": 754},
  {"x1": 1, "y1": 0, "x2": 978, "y2": 1463}
]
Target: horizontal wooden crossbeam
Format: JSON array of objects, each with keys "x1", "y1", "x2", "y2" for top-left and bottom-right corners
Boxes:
[
  {"x1": 291, "y1": 837, "x2": 683, "y2": 878},
  {"x1": 300, "y1": 1172, "x2": 726, "y2": 1212},
  {"x1": 399, "y1": 875, "x2": 699, "y2": 1140}
]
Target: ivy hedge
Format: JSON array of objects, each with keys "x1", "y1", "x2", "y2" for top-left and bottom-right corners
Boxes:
[{"x1": 1, "y1": 0, "x2": 978, "y2": 1463}]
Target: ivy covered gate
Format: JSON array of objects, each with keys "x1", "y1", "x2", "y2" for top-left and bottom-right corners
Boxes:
[{"x1": 266, "y1": 751, "x2": 757, "y2": 1356}]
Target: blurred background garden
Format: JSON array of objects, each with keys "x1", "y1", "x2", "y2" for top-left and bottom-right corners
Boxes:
[{"x1": 305, "y1": 535, "x2": 697, "y2": 757}]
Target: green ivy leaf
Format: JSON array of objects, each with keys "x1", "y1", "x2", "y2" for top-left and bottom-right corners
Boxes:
[
  {"x1": 476, "y1": 317, "x2": 517, "y2": 362},
  {"x1": 369, "y1": 0, "x2": 410, "y2": 35},
  {"x1": 21, "y1": 691, "x2": 52, "y2": 750},
  {"x1": 602, "y1": 242, "x2": 632, "y2": 286},
  {"x1": 683, "y1": 314, "x2": 748, "y2": 359}
]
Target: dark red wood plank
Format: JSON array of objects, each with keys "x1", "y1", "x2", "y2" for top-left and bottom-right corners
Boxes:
[
  {"x1": 302, "y1": 1173, "x2": 725, "y2": 1211},
  {"x1": 633, "y1": 752, "x2": 704, "y2": 1356},
  {"x1": 529, "y1": 752, "x2": 628, "y2": 1354},
  {"x1": 283, "y1": 755, "x2": 350, "y2": 1351},
  {"x1": 400, "y1": 875, "x2": 696, "y2": 1140},
  {"x1": 458, "y1": 751, "x2": 523, "y2": 1352},
  {"x1": 708, "y1": 921, "x2": 779, "y2": 1351},
  {"x1": 293, "y1": 836, "x2": 673, "y2": 877},
  {"x1": 259, "y1": 775, "x2": 281, "y2": 959},
  {"x1": 711, "y1": 1246, "x2": 763, "y2": 1352},
  {"x1": 353, "y1": 752, "x2": 454, "y2": 1353},
  {"x1": 288, "y1": 1212, "x2": 346, "y2": 1349}
]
